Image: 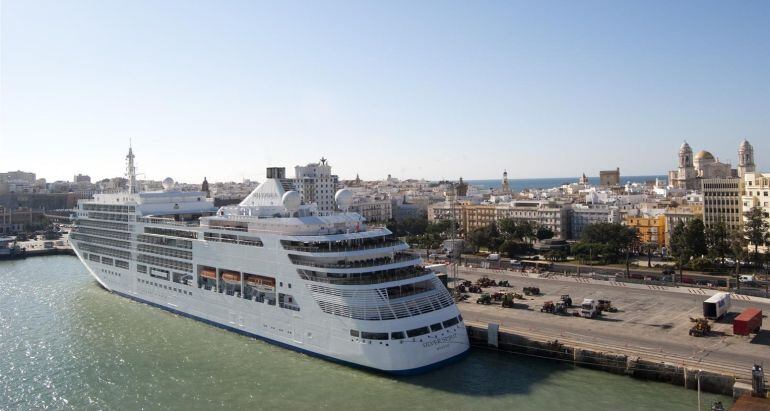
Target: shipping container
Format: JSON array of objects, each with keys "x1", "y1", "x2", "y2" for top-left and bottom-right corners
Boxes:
[
  {"x1": 702, "y1": 292, "x2": 731, "y2": 320},
  {"x1": 733, "y1": 308, "x2": 762, "y2": 336}
]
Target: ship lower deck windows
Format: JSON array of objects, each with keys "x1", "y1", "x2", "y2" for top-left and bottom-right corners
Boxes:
[
  {"x1": 390, "y1": 331, "x2": 405, "y2": 340},
  {"x1": 350, "y1": 330, "x2": 360, "y2": 337},
  {"x1": 102, "y1": 257, "x2": 114, "y2": 266},
  {"x1": 406, "y1": 327, "x2": 430, "y2": 338},
  {"x1": 442, "y1": 317, "x2": 459, "y2": 328},
  {"x1": 89, "y1": 254, "x2": 100, "y2": 262},
  {"x1": 150, "y1": 267, "x2": 170, "y2": 280},
  {"x1": 360, "y1": 332, "x2": 388, "y2": 340},
  {"x1": 137, "y1": 264, "x2": 147, "y2": 274},
  {"x1": 115, "y1": 260, "x2": 129, "y2": 269},
  {"x1": 430, "y1": 323, "x2": 443, "y2": 332}
]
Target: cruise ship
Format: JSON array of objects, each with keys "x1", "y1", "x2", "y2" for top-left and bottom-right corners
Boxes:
[{"x1": 70, "y1": 148, "x2": 470, "y2": 374}]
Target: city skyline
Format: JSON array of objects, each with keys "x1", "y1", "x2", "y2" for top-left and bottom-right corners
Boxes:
[{"x1": 2, "y1": 1, "x2": 769, "y2": 182}]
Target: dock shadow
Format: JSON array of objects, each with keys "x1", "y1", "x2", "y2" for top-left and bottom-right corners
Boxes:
[
  {"x1": 715, "y1": 312, "x2": 738, "y2": 324},
  {"x1": 749, "y1": 330, "x2": 770, "y2": 345},
  {"x1": 396, "y1": 347, "x2": 571, "y2": 396}
]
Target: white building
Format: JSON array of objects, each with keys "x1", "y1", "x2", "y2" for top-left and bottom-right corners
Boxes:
[
  {"x1": 293, "y1": 158, "x2": 339, "y2": 213},
  {"x1": 571, "y1": 204, "x2": 620, "y2": 240}
]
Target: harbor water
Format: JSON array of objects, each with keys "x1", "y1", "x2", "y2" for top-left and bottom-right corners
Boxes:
[{"x1": 1, "y1": 256, "x2": 732, "y2": 410}]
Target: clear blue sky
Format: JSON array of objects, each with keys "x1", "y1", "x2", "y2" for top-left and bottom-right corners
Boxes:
[{"x1": 1, "y1": 0, "x2": 768, "y2": 183}]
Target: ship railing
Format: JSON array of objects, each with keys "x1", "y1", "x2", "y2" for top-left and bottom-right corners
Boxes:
[
  {"x1": 283, "y1": 239, "x2": 405, "y2": 253},
  {"x1": 290, "y1": 253, "x2": 420, "y2": 270},
  {"x1": 138, "y1": 217, "x2": 200, "y2": 227},
  {"x1": 297, "y1": 268, "x2": 433, "y2": 286}
]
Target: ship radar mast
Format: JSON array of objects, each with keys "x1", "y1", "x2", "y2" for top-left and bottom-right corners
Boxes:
[{"x1": 126, "y1": 143, "x2": 137, "y2": 194}]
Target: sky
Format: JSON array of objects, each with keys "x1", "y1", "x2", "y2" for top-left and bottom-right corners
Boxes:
[{"x1": 1, "y1": 0, "x2": 769, "y2": 183}]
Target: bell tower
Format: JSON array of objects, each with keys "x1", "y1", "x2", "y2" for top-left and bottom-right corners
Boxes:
[{"x1": 738, "y1": 139, "x2": 755, "y2": 178}]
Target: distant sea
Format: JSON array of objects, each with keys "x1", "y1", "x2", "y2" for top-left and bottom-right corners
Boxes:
[{"x1": 466, "y1": 175, "x2": 667, "y2": 192}]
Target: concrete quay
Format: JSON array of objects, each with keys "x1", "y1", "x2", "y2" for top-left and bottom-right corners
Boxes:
[{"x1": 452, "y1": 265, "x2": 770, "y2": 395}]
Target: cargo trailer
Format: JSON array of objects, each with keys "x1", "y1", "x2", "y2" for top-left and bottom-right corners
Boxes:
[
  {"x1": 733, "y1": 308, "x2": 762, "y2": 336},
  {"x1": 702, "y1": 292, "x2": 731, "y2": 320}
]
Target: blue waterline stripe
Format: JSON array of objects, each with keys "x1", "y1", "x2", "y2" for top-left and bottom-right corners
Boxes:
[{"x1": 110, "y1": 289, "x2": 469, "y2": 375}]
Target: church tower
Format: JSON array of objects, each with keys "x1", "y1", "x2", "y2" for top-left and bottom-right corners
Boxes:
[
  {"x1": 738, "y1": 139, "x2": 755, "y2": 178},
  {"x1": 501, "y1": 170, "x2": 512, "y2": 194},
  {"x1": 201, "y1": 177, "x2": 210, "y2": 198},
  {"x1": 677, "y1": 141, "x2": 696, "y2": 189}
]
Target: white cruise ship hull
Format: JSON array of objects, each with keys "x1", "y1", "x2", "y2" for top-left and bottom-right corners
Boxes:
[{"x1": 73, "y1": 245, "x2": 470, "y2": 374}]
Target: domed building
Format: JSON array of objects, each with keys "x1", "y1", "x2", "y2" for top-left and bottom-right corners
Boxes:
[{"x1": 668, "y1": 141, "x2": 741, "y2": 190}]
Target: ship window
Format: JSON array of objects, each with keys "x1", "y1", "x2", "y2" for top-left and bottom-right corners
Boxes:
[
  {"x1": 137, "y1": 264, "x2": 147, "y2": 273},
  {"x1": 115, "y1": 260, "x2": 129, "y2": 269},
  {"x1": 361, "y1": 332, "x2": 388, "y2": 340},
  {"x1": 406, "y1": 327, "x2": 430, "y2": 338},
  {"x1": 430, "y1": 323, "x2": 443, "y2": 332},
  {"x1": 390, "y1": 331, "x2": 405, "y2": 340},
  {"x1": 350, "y1": 330, "x2": 359, "y2": 337},
  {"x1": 442, "y1": 317, "x2": 459, "y2": 328}
]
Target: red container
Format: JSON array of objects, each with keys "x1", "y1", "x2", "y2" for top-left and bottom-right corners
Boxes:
[{"x1": 733, "y1": 308, "x2": 762, "y2": 336}]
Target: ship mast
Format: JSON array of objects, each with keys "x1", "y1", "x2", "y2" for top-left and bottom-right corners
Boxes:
[{"x1": 126, "y1": 143, "x2": 137, "y2": 194}]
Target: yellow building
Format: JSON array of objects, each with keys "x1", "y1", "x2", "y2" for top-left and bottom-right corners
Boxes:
[{"x1": 624, "y1": 215, "x2": 666, "y2": 248}]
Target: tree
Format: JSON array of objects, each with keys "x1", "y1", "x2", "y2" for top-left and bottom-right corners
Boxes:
[
  {"x1": 685, "y1": 218, "x2": 707, "y2": 259},
  {"x1": 577, "y1": 223, "x2": 638, "y2": 264},
  {"x1": 386, "y1": 218, "x2": 428, "y2": 237},
  {"x1": 497, "y1": 218, "x2": 518, "y2": 239},
  {"x1": 728, "y1": 228, "x2": 747, "y2": 287},
  {"x1": 467, "y1": 227, "x2": 491, "y2": 252},
  {"x1": 536, "y1": 226, "x2": 555, "y2": 241},
  {"x1": 705, "y1": 221, "x2": 729, "y2": 265},
  {"x1": 669, "y1": 221, "x2": 688, "y2": 281},
  {"x1": 500, "y1": 239, "x2": 530, "y2": 258},
  {"x1": 743, "y1": 206, "x2": 769, "y2": 270},
  {"x1": 640, "y1": 242, "x2": 656, "y2": 268}
]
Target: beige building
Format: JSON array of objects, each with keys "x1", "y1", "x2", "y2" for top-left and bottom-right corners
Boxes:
[
  {"x1": 702, "y1": 177, "x2": 743, "y2": 232},
  {"x1": 348, "y1": 195, "x2": 392, "y2": 223},
  {"x1": 599, "y1": 168, "x2": 620, "y2": 187},
  {"x1": 428, "y1": 200, "x2": 571, "y2": 239},
  {"x1": 742, "y1": 170, "x2": 770, "y2": 253},
  {"x1": 663, "y1": 204, "x2": 703, "y2": 248}
]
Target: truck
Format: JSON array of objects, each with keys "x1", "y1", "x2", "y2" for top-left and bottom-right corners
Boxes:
[
  {"x1": 580, "y1": 298, "x2": 599, "y2": 319},
  {"x1": 702, "y1": 292, "x2": 731, "y2": 320},
  {"x1": 487, "y1": 253, "x2": 500, "y2": 261},
  {"x1": 733, "y1": 308, "x2": 762, "y2": 336}
]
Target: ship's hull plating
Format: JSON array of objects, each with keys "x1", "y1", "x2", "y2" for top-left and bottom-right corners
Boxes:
[{"x1": 73, "y1": 248, "x2": 470, "y2": 374}]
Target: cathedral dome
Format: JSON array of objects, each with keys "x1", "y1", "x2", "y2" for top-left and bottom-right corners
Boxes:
[
  {"x1": 679, "y1": 141, "x2": 692, "y2": 153},
  {"x1": 694, "y1": 150, "x2": 714, "y2": 161}
]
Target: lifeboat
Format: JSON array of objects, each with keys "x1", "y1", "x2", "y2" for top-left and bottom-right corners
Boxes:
[
  {"x1": 245, "y1": 273, "x2": 276, "y2": 288},
  {"x1": 221, "y1": 271, "x2": 241, "y2": 283},
  {"x1": 199, "y1": 268, "x2": 216, "y2": 280}
]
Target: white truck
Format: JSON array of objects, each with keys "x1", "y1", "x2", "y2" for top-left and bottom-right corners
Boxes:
[
  {"x1": 702, "y1": 292, "x2": 731, "y2": 320},
  {"x1": 580, "y1": 298, "x2": 599, "y2": 318}
]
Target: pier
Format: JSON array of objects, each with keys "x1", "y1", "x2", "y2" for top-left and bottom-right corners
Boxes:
[{"x1": 454, "y1": 264, "x2": 770, "y2": 400}]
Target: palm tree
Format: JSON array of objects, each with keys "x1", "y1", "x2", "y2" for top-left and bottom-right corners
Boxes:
[{"x1": 641, "y1": 242, "x2": 657, "y2": 268}]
